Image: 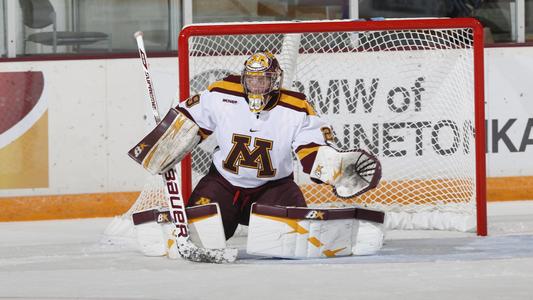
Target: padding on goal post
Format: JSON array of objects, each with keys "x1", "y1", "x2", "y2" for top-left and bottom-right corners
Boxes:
[{"x1": 113, "y1": 18, "x2": 486, "y2": 237}]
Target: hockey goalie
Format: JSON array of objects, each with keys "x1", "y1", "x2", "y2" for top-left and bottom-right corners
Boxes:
[{"x1": 129, "y1": 51, "x2": 385, "y2": 259}]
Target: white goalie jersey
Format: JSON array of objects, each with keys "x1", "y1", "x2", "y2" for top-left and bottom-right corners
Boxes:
[{"x1": 176, "y1": 75, "x2": 333, "y2": 188}]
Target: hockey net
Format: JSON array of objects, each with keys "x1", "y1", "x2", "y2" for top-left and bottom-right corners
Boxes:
[{"x1": 108, "y1": 18, "x2": 486, "y2": 237}]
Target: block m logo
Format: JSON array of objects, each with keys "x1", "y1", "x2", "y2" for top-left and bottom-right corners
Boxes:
[{"x1": 223, "y1": 134, "x2": 276, "y2": 178}]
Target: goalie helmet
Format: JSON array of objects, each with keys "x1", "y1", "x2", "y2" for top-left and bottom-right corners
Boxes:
[{"x1": 241, "y1": 51, "x2": 283, "y2": 113}]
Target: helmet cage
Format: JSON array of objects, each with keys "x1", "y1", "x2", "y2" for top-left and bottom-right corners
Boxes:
[
  {"x1": 241, "y1": 52, "x2": 283, "y2": 113},
  {"x1": 242, "y1": 71, "x2": 281, "y2": 95}
]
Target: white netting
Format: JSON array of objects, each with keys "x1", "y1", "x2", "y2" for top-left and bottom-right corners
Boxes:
[{"x1": 114, "y1": 19, "x2": 482, "y2": 234}]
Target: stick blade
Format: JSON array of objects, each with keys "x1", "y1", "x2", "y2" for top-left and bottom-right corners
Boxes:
[{"x1": 177, "y1": 240, "x2": 238, "y2": 263}]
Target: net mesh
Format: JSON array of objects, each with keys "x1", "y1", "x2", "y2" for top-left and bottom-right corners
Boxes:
[{"x1": 123, "y1": 20, "x2": 480, "y2": 232}]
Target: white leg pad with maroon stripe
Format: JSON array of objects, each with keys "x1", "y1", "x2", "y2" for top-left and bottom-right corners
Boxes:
[
  {"x1": 246, "y1": 204, "x2": 386, "y2": 258},
  {"x1": 186, "y1": 203, "x2": 226, "y2": 250},
  {"x1": 132, "y1": 203, "x2": 226, "y2": 258},
  {"x1": 352, "y1": 221, "x2": 386, "y2": 256},
  {"x1": 132, "y1": 209, "x2": 175, "y2": 257}
]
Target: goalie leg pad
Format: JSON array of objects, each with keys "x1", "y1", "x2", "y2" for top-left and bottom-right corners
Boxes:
[
  {"x1": 186, "y1": 203, "x2": 226, "y2": 250},
  {"x1": 132, "y1": 209, "x2": 175, "y2": 257},
  {"x1": 352, "y1": 220, "x2": 385, "y2": 256},
  {"x1": 132, "y1": 203, "x2": 226, "y2": 258},
  {"x1": 247, "y1": 204, "x2": 385, "y2": 258},
  {"x1": 128, "y1": 108, "x2": 200, "y2": 174}
]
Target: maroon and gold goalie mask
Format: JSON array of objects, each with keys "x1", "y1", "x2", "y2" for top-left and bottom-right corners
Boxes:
[{"x1": 242, "y1": 51, "x2": 283, "y2": 113}]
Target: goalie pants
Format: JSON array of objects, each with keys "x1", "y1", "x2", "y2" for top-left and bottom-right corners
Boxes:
[{"x1": 187, "y1": 164, "x2": 307, "y2": 239}]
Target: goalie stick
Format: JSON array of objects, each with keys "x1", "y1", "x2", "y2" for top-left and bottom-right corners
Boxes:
[{"x1": 134, "y1": 31, "x2": 237, "y2": 263}]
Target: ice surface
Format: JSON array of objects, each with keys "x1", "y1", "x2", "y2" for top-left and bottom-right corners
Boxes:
[{"x1": 1, "y1": 201, "x2": 533, "y2": 299}]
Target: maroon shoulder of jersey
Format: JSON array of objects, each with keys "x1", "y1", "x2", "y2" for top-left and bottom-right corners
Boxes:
[
  {"x1": 222, "y1": 74, "x2": 242, "y2": 83},
  {"x1": 276, "y1": 90, "x2": 317, "y2": 116},
  {"x1": 281, "y1": 89, "x2": 306, "y2": 100},
  {"x1": 207, "y1": 75, "x2": 245, "y2": 97}
]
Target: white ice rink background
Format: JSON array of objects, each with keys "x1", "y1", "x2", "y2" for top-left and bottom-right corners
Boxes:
[{"x1": 1, "y1": 200, "x2": 532, "y2": 299}]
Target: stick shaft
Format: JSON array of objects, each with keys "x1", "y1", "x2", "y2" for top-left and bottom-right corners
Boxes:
[
  {"x1": 134, "y1": 31, "x2": 191, "y2": 241},
  {"x1": 134, "y1": 31, "x2": 162, "y2": 124},
  {"x1": 133, "y1": 31, "x2": 236, "y2": 263}
]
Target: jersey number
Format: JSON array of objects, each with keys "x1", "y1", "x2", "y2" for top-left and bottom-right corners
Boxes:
[
  {"x1": 321, "y1": 127, "x2": 334, "y2": 142},
  {"x1": 223, "y1": 134, "x2": 276, "y2": 178},
  {"x1": 185, "y1": 94, "x2": 200, "y2": 108}
]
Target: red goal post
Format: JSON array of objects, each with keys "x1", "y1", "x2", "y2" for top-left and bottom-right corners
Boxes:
[{"x1": 177, "y1": 18, "x2": 487, "y2": 235}]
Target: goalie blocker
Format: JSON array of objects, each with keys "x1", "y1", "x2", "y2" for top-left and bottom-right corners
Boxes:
[
  {"x1": 247, "y1": 204, "x2": 386, "y2": 258},
  {"x1": 128, "y1": 107, "x2": 200, "y2": 175}
]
